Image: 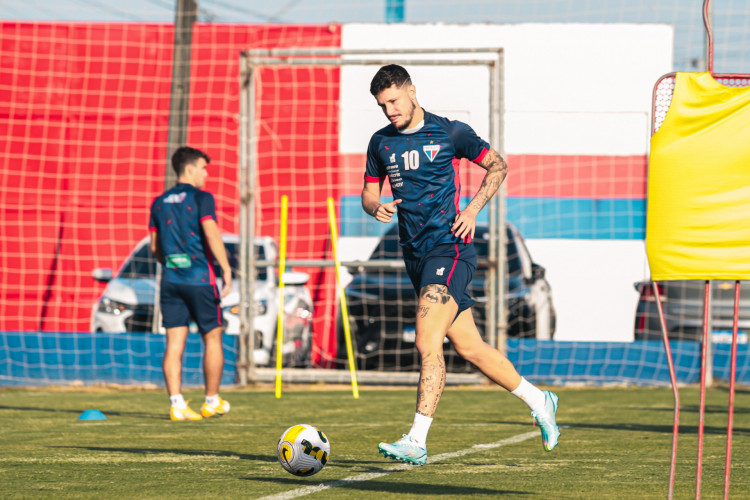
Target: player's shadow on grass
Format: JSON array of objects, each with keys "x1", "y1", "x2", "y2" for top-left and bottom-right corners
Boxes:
[
  {"x1": 242, "y1": 476, "x2": 528, "y2": 496},
  {"x1": 326, "y1": 458, "x2": 399, "y2": 469},
  {"x1": 50, "y1": 445, "x2": 277, "y2": 463},
  {"x1": 0, "y1": 405, "x2": 164, "y2": 420}
]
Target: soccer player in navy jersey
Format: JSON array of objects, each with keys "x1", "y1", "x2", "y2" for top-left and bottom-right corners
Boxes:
[
  {"x1": 364, "y1": 65, "x2": 559, "y2": 465},
  {"x1": 149, "y1": 146, "x2": 233, "y2": 421}
]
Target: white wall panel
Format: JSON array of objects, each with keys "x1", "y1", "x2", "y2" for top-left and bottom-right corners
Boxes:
[
  {"x1": 340, "y1": 65, "x2": 489, "y2": 153},
  {"x1": 504, "y1": 111, "x2": 650, "y2": 155},
  {"x1": 340, "y1": 23, "x2": 672, "y2": 155},
  {"x1": 524, "y1": 239, "x2": 650, "y2": 341}
]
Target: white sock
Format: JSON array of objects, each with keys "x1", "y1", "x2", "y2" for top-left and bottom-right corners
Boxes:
[
  {"x1": 511, "y1": 377, "x2": 546, "y2": 412},
  {"x1": 407, "y1": 413, "x2": 433, "y2": 447},
  {"x1": 170, "y1": 394, "x2": 187, "y2": 410},
  {"x1": 205, "y1": 394, "x2": 220, "y2": 407}
]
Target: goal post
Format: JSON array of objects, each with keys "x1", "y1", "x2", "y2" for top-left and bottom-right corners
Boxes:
[{"x1": 238, "y1": 47, "x2": 506, "y2": 384}]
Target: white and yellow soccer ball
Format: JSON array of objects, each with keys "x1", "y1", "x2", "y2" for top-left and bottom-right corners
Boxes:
[{"x1": 277, "y1": 424, "x2": 330, "y2": 476}]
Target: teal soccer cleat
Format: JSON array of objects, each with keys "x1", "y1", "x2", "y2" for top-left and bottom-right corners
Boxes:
[
  {"x1": 378, "y1": 434, "x2": 427, "y2": 466},
  {"x1": 531, "y1": 390, "x2": 560, "y2": 451}
]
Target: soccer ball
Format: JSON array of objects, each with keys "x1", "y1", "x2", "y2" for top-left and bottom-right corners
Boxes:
[{"x1": 277, "y1": 424, "x2": 330, "y2": 476}]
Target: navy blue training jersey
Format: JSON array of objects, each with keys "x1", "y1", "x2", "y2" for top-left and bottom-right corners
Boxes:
[
  {"x1": 148, "y1": 183, "x2": 218, "y2": 285},
  {"x1": 365, "y1": 110, "x2": 490, "y2": 256}
]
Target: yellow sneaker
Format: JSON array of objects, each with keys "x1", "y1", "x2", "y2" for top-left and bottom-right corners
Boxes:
[
  {"x1": 201, "y1": 397, "x2": 231, "y2": 418},
  {"x1": 170, "y1": 404, "x2": 203, "y2": 421}
]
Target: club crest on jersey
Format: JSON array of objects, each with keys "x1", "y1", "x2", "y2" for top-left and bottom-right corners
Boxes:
[{"x1": 423, "y1": 144, "x2": 440, "y2": 162}]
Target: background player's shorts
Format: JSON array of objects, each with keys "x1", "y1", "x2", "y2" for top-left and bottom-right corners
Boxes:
[
  {"x1": 160, "y1": 281, "x2": 223, "y2": 333},
  {"x1": 404, "y1": 242, "x2": 477, "y2": 315}
]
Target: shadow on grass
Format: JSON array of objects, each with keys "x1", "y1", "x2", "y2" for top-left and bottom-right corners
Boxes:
[
  {"x1": 0, "y1": 404, "x2": 165, "y2": 420},
  {"x1": 629, "y1": 404, "x2": 750, "y2": 415},
  {"x1": 703, "y1": 385, "x2": 750, "y2": 395},
  {"x1": 325, "y1": 459, "x2": 398, "y2": 468},
  {"x1": 491, "y1": 419, "x2": 749, "y2": 436},
  {"x1": 49, "y1": 445, "x2": 278, "y2": 462},
  {"x1": 242, "y1": 475, "x2": 529, "y2": 496},
  {"x1": 51, "y1": 447, "x2": 425, "y2": 471}
]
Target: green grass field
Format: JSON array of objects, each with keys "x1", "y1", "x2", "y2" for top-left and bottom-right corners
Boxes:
[{"x1": 2, "y1": 384, "x2": 749, "y2": 499}]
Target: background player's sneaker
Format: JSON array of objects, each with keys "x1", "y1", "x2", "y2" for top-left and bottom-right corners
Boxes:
[
  {"x1": 201, "y1": 397, "x2": 231, "y2": 418},
  {"x1": 531, "y1": 390, "x2": 560, "y2": 451},
  {"x1": 170, "y1": 405, "x2": 203, "y2": 421},
  {"x1": 378, "y1": 434, "x2": 427, "y2": 466}
]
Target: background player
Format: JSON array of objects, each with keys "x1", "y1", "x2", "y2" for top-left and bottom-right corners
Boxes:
[
  {"x1": 362, "y1": 65, "x2": 560, "y2": 465},
  {"x1": 149, "y1": 146, "x2": 233, "y2": 421}
]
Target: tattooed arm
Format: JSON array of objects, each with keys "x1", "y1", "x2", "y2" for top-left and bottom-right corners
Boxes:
[{"x1": 451, "y1": 147, "x2": 508, "y2": 240}]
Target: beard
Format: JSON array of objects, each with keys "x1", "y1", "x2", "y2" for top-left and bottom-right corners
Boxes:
[{"x1": 394, "y1": 100, "x2": 417, "y2": 131}]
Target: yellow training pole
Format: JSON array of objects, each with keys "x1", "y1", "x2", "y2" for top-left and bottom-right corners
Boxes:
[
  {"x1": 327, "y1": 197, "x2": 359, "y2": 399},
  {"x1": 274, "y1": 195, "x2": 289, "y2": 399}
]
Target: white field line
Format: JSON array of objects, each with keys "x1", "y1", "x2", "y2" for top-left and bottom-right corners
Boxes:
[{"x1": 257, "y1": 430, "x2": 539, "y2": 500}]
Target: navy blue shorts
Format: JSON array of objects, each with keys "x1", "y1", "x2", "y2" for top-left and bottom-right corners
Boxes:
[
  {"x1": 160, "y1": 281, "x2": 223, "y2": 334},
  {"x1": 404, "y1": 242, "x2": 477, "y2": 315}
]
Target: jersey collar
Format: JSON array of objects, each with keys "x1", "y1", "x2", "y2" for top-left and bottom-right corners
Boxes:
[{"x1": 398, "y1": 119, "x2": 425, "y2": 135}]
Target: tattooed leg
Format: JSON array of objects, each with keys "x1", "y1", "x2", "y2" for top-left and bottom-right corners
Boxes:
[
  {"x1": 414, "y1": 284, "x2": 456, "y2": 418},
  {"x1": 416, "y1": 352, "x2": 446, "y2": 417},
  {"x1": 420, "y1": 284, "x2": 453, "y2": 305}
]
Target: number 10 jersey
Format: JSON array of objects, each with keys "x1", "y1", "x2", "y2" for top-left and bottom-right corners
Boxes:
[{"x1": 364, "y1": 110, "x2": 489, "y2": 257}]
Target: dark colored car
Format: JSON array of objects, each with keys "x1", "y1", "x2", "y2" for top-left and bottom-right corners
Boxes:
[
  {"x1": 339, "y1": 223, "x2": 556, "y2": 371},
  {"x1": 634, "y1": 280, "x2": 750, "y2": 343}
]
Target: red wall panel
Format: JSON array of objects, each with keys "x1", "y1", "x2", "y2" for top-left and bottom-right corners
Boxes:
[{"x1": 0, "y1": 21, "x2": 343, "y2": 366}]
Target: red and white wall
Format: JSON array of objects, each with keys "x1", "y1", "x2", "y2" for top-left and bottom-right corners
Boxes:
[{"x1": 0, "y1": 20, "x2": 671, "y2": 352}]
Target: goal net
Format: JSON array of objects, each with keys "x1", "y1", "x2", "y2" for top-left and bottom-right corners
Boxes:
[{"x1": 3, "y1": 15, "x2": 748, "y2": 387}]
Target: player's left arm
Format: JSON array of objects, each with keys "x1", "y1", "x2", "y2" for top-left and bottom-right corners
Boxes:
[
  {"x1": 201, "y1": 219, "x2": 233, "y2": 298},
  {"x1": 451, "y1": 147, "x2": 508, "y2": 240}
]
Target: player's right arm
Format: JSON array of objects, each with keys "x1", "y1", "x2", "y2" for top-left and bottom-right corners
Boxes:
[
  {"x1": 362, "y1": 135, "x2": 401, "y2": 222},
  {"x1": 362, "y1": 179, "x2": 401, "y2": 223}
]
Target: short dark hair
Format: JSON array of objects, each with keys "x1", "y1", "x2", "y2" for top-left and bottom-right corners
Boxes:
[
  {"x1": 171, "y1": 146, "x2": 210, "y2": 177},
  {"x1": 370, "y1": 64, "x2": 412, "y2": 96}
]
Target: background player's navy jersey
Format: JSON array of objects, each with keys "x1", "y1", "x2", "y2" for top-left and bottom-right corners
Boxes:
[
  {"x1": 364, "y1": 110, "x2": 489, "y2": 256},
  {"x1": 148, "y1": 183, "x2": 217, "y2": 285}
]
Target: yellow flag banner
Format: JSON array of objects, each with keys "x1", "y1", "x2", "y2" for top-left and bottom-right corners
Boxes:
[{"x1": 647, "y1": 72, "x2": 750, "y2": 280}]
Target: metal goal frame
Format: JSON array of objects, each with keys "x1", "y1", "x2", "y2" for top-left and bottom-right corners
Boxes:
[{"x1": 238, "y1": 47, "x2": 506, "y2": 385}]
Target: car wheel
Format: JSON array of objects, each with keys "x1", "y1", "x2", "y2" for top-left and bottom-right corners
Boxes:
[
  {"x1": 522, "y1": 309, "x2": 537, "y2": 338},
  {"x1": 336, "y1": 308, "x2": 365, "y2": 367},
  {"x1": 268, "y1": 336, "x2": 287, "y2": 368},
  {"x1": 291, "y1": 324, "x2": 312, "y2": 367}
]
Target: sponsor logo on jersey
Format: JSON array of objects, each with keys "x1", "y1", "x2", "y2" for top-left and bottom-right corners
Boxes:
[
  {"x1": 423, "y1": 144, "x2": 441, "y2": 162},
  {"x1": 436, "y1": 267, "x2": 445, "y2": 276},
  {"x1": 165, "y1": 253, "x2": 192, "y2": 269},
  {"x1": 389, "y1": 153, "x2": 396, "y2": 163},
  {"x1": 164, "y1": 192, "x2": 187, "y2": 204}
]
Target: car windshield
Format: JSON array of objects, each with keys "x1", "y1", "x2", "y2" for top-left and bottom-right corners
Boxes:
[
  {"x1": 118, "y1": 241, "x2": 266, "y2": 281},
  {"x1": 371, "y1": 226, "x2": 521, "y2": 277}
]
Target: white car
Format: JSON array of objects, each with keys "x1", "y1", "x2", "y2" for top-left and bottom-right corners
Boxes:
[{"x1": 90, "y1": 235, "x2": 313, "y2": 367}]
